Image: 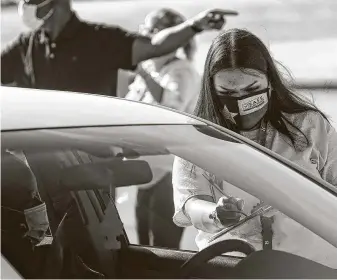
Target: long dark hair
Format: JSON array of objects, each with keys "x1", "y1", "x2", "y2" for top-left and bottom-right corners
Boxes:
[
  {"x1": 194, "y1": 28, "x2": 329, "y2": 149},
  {"x1": 146, "y1": 8, "x2": 196, "y2": 61}
]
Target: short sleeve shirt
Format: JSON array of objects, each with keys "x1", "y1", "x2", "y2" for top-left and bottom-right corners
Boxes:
[
  {"x1": 126, "y1": 58, "x2": 200, "y2": 113},
  {"x1": 1, "y1": 12, "x2": 141, "y2": 96}
]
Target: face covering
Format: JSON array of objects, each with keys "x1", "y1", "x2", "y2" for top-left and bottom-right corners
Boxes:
[
  {"x1": 23, "y1": 202, "x2": 50, "y2": 243},
  {"x1": 2, "y1": 202, "x2": 50, "y2": 245},
  {"x1": 18, "y1": 0, "x2": 54, "y2": 30},
  {"x1": 219, "y1": 87, "x2": 269, "y2": 129}
]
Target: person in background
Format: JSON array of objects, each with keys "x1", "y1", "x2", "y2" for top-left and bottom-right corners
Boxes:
[
  {"x1": 172, "y1": 28, "x2": 337, "y2": 268},
  {"x1": 125, "y1": 8, "x2": 201, "y2": 249},
  {"x1": 126, "y1": 8, "x2": 201, "y2": 114},
  {"x1": 1, "y1": 0, "x2": 236, "y2": 97}
]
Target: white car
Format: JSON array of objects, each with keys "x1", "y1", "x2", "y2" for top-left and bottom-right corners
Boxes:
[{"x1": 1, "y1": 86, "x2": 337, "y2": 279}]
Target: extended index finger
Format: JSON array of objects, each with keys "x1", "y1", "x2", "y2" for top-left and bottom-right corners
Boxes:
[{"x1": 210, "y1": 9, "x2": 239, "y2": 16}]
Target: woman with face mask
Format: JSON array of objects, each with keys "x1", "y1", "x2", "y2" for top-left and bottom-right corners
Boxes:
[
  {"x1": 125, "y1": 8, "x2": 200, "y2": 249},
  {"x1": 171, "y1": 29, "x2": 337, "y2": 268}
]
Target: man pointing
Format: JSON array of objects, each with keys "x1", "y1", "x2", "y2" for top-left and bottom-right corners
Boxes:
[{"x1": 1, "y1": 0, "x2": 238, "y2": 96}]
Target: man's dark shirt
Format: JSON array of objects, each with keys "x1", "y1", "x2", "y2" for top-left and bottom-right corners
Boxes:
[{"x1": 1, "y1": 13, "x2": 139, "y2": 96}]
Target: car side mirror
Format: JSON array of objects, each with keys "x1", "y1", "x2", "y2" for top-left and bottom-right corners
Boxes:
[{"x1": 60, "y1": 159, "x2": 153, "y2": 191}]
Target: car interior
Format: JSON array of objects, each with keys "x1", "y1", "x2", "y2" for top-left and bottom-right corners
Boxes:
[{"x1": 2, "y1": 143, "x2": 337, "y2": 279}]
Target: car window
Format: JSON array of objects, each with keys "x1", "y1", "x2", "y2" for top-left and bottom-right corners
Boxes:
[{"x1": 2, "y1": 124, "x2": 336, "y2": 272}]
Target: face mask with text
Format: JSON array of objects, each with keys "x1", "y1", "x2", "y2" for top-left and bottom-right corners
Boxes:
[{"x1": 219, "y1": 87, "x2": 269, "y2": 119}]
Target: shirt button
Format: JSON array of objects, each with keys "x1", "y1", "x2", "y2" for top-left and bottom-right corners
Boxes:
[
  {"x1": 50, "y1": 53, "x2": 55, "y2": 59},
  {"x1": 51, "y1": 43, "x2": 56, "y2": 48}
]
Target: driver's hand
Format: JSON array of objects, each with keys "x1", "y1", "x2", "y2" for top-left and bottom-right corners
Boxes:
[{"x1": 215, "y1": 197, "x2": 244, "y2": 226}]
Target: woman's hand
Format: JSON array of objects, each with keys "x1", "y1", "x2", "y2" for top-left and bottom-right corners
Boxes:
[{"x1": 215, "y1": 197, "x2": 244, "y2": 226}]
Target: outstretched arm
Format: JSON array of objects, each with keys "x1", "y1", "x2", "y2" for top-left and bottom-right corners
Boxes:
[{"x1": 131, "y1": 9, "x2": 238, "y2": 65}]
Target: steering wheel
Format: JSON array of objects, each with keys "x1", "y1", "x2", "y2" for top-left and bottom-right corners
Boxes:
[{"x1": 179, "y1": 239, "x2": 256, "y2": 278}]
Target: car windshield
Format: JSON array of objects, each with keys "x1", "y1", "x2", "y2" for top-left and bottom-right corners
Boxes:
[{"x1": 2, "y1": 124, "x2": 336, "y2": 261}]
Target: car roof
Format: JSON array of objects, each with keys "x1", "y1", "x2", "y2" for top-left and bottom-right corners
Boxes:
[{"x1": 1, "y1": 87, "x2": 204, "y2": 131}]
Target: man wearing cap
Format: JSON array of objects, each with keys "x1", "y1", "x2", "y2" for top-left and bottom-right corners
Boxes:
[{"x1": 1, "y1": 0, "x2": 237, "y2": 95}]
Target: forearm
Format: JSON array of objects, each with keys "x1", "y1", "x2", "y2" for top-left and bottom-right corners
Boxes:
[
  {"x1": 132, "y1": 9, "x2": 234, "y2": 64},
  {"x1": 184, "y1": 196, "x2": 223, "y2": 233},
  {"x1": 139, "y1": 70, "x2": 164, "y2": 103},
  {"x1": 151, "y1": 21, "x2": 196, "y2": 59}
]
